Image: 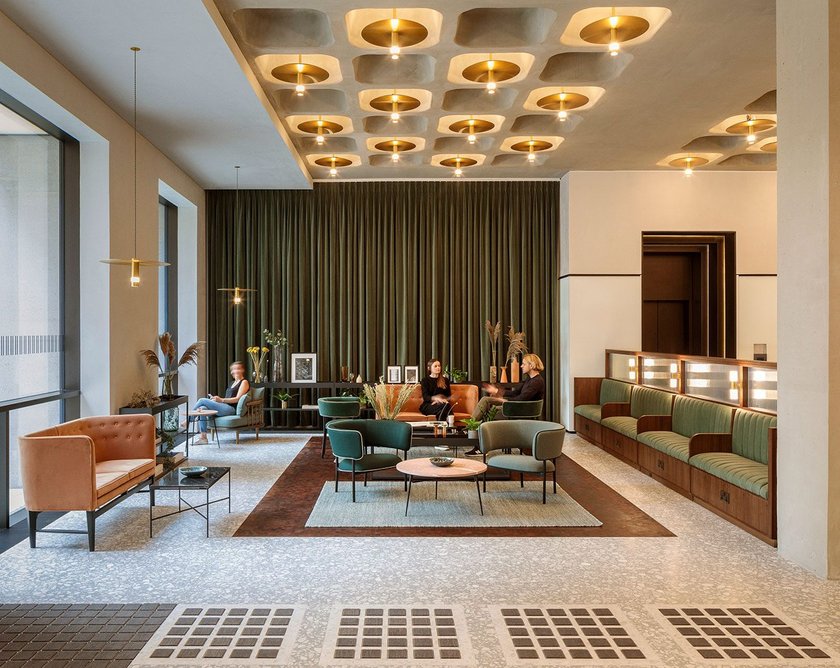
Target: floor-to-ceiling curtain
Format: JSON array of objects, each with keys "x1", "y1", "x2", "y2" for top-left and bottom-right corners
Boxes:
[{"x1": 207, "y1": 181, "x2": 561, "y2": 419}]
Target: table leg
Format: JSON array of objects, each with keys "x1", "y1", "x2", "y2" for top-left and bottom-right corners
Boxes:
[
  {"x1": 405, "y1": 476, "x2": 413, "y2": 517},
  {"x1": 206, "y1": 488, "x2": 210, "y2": 538},
  {"x1": 435, "y1": 480, "x2": 438, "y2": 499},
  {"x1": 149, "y1": 494, "x2": 153, "y2": 537},
  {"x1": 228, "y1": 471, "x2": 231, "y2": 513},
  {"x1": 475, "y1": 476, "x2": 484, "y2": 516},
  {"x1": 212, "y1": 417, "x2": 220, "y2": 448}
]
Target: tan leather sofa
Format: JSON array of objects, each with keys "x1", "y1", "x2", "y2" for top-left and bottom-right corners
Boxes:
[
  {"x1": 389, "y1": 383, "x2": 478, "y2": 423},
  {"x1": 19, "y1": 414, "x2": 157, "y2": 551}
]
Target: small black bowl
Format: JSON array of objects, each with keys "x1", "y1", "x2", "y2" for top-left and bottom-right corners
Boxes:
[
  {"x1": 179, "y1": 466, "x2": 208, "y2": 478},
  {"x1": 429, "y1": 457, "x2": 454, "y2": 467}
]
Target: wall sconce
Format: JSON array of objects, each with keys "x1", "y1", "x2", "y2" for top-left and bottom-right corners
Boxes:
[
  {"x1": 729, "y1": 369, "x2": 740, "y2": 402},
  {"x1": 628, "y1": 357, "x2": 636, "y2": 381}
]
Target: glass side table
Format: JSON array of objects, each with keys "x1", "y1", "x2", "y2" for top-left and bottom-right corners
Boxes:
[{"x1": 149, "y1": 466, "x2": 230, "y2": 538}]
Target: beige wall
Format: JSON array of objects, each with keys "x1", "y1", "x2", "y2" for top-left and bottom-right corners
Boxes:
[
  {"x1": 559, "y1": 170, "x2": 777, "y2": 427},
  {"x1": 0, "y1": 11, "x2": 206, "y2": 414}
]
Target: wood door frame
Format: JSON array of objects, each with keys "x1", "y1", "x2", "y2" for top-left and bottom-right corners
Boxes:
[{"x1": 642, "y1": 232, "x2": 736, "y2": 358}]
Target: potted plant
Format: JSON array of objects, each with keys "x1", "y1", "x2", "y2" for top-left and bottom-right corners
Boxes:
[
  {"x1": 140, "y1": 333, "x2": 202, "y2": 432},
  {"x1": 444, "y1": 365, "x2": 468, "y2": 382},
  {"x1": 274, "y1": 391, "x2": 297, "y2": 410},
  {"x1": 263, "y1": 328, "x2": 288, "y2": 382},
  {"x1": 463, "y1": 417, "x2": 482, "y2": 439},
  {"x1": 363, "y1": 382, "x2": 417, "y2": 419}
]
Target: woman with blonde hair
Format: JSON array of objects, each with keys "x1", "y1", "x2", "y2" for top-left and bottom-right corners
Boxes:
[{"x1": 465, "y1": 353, "x2": 545, "y2": 455}]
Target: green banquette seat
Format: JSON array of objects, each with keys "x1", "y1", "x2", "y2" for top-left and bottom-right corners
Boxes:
[
  {"x1": 601, "y1": 386, "x2": 673, "y2": 439},
  {"x1": 573, "y1": 379, "x2": 632, "y2": 424}
]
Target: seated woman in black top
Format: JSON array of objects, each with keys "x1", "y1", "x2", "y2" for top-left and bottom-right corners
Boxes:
[{"x1": 419, "y1": 358, "x2": 454, "y2": 420}]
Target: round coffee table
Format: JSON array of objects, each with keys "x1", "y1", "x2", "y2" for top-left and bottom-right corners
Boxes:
[{"x1": 396, "y1": 457, "x2": 488, "y2": 516}]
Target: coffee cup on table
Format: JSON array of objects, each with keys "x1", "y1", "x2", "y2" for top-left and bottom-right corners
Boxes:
[{"x1": 447, "y1": 415, "x2": 455, "y2": 427}]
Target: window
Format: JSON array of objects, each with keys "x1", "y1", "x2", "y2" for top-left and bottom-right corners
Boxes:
[{"x1": 0, "y1": 96, "x2": 79, "y2": 527}]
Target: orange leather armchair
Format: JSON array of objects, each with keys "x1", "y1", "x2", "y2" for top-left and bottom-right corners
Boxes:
[{"x1": 19, "y1": 414, "x2": 157, "y2": 551}]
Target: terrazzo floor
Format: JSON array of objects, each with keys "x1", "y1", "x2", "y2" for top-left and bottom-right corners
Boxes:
[{"x1": 0, "y1": 432, "x2": 838, "y2": 667}]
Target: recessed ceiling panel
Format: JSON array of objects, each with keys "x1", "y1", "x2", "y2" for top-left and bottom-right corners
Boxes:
[
  {"x1": 745, "y1": 90, "x2": 777, "y2": 113},
  {"x1": 298, "y1": 136, "x2": 358, "y2": 153},
  {"x1": 369, "y1": 153, "x2": 424, "y2": 166},
  {"x1": 441, "y1": 87, "x2": 518, "y2": 112},
  {"x1": 359, "y1": 89, "x2": 432, "y2": 113},
  {"x1": 511, "y1": 114, "x2": 583, "y2": 134},
  {"x1": 540, "y1": 52, "x2": 633, "y2": 83},
  {"x1": 523, "y1": 86, "x2": 605, "y2": 112},
  {"x1": 233, "y1": 9, "x2": 333, "y2": 49},
  {"x1": 492, "y1": 153, "x2": 548, "y2": 166},
  {"x1": 431, "y1": 153, "x2": 486, "y2": 167},
  {"x1": 454, "y1": 7, "x2": 557, "y2": 47},
  {"x1": 273, "y1": 89, "x2": 349, "y2": 114},
  {"x1": 717, "y1": 153, "x2": 777, "y2": 168},
  {"x1": 434, "y1": 136, "x2": 494, "y2": 152},
  {"x1": 681, "y1": 135, "x2": 743, "y2": 151},
  {"x1": 255, "y1": 54, "x2": 342, "y2": 85},
  {"x1": 364, "y1": 115, "x2": 429, "y2": 134},
  {"x1": 560, "y1": 7, "x2": 672, "y2": 48},
  {"x1": 448, "y1": 52, "x2": 534, "y2": 85},
  {"x1": 345, "y1": 8, "x2": 443, "y2": 49},
  {"x1": 352, "y1": 54, "x2": 436, "y2": 85},
  {"x1": 656, "y1": 152, "x2": 722, "y2": 167}
]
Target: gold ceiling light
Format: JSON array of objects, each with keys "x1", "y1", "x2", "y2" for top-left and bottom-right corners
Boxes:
[
  {"x1": 298, "y1": 117, "x2": 343, "y2": 145},
  {"x1": 580, "y1": 7, "x2": 650, "y2": 57},
  {"x1": 100, "y1": 47, "x2": 169, "y2": 288},
  {"x1": 370, "y1": 93, "x2": 421, "y2": 114},
  {"x1": 462, "y1": 55, "x2": 520, "y2": 94},
  {"x1": 668, "y1": 156, "x2": 709, "y2": 176},
  {"x1": 374, "y1": 138, "x2": 416, "y2": 162},
  {"x1": 270, "y1": 55, "x2": 329, "y2": 96},
  {"x1": 360, "y1": 9, "x2": 428, "y2": 60},
  {"x1": 536, "y1": 91, "x2": 590, "y2": 121},
  {"x1": 315, "y1": 155, "x2": 352, "y2": 177},
  {"x1": 760, "y1": 140, "x2": 777, "y2": 153},
  {"x1": 726, "y1": 115, "x2": 776, "y2": 145},
  {"x1": 217, "y1": 167, "x2": 256, "y2": 305},
  {"x1": 449, "y1": 117, "x2": 494, "y2": 144},
  {"x1": 440, "y1": 155, "x2": 477, "y2": 178},
  {"x1": 511, "y1": 138, "x2": 552, "y2": 162}
]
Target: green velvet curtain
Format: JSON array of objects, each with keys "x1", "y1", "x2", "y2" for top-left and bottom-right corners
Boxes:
[{"x1": 207, "y1": 181, "x2": 561, "y2": 419}]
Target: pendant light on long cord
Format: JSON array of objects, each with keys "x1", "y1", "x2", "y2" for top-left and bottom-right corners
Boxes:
[{"x1": 217, "y1": 166, "x2": 256, "y2": 306}]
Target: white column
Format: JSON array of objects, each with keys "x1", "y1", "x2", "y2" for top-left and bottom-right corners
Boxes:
[{"x1": 776, "y1": 0, "x2": 840, "y2": 578}]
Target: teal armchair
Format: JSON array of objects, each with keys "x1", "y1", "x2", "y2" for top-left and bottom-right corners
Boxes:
[
  {"x1": 502, "y1": 399, "x2": 544, "y2": 420},
  {"x1": 213, "y1": 388, "x2": 265, "y2": 443},
  {"x1": 478, "y1": 420, "x2": 566, "y2": 503},
  {"x1": 327, "y1": 419, "x2": 411, "y2": 501},
  {"x1": 318, "y1": 397, "x2": 362, "y2": 458}
]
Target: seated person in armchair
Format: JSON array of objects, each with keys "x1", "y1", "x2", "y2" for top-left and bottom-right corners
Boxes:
[{"x1": 192, "y1": 361, "x2": 250, "y2": 443}]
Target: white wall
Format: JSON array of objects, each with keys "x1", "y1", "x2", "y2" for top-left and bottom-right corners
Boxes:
[
  {"x1": 559, "y1": 170, "x2": 777, "y2": 427},
  {"x1": 0, "y1": 11, "x2": 206, "y2": 414}
]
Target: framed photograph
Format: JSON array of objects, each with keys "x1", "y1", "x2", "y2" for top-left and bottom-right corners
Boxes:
[
  {"x1": 386, "y1": 365, "x2": 402, "y2": 384},
  {"x1": 291, "y1": 353, "x2": 317, "y2": 383},
  {"x1": 404, "y1": 366, "x2": 419, "y2": 384}
]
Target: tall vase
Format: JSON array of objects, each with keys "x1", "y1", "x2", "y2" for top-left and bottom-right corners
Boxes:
[
  {"x1": 510, "y1": 359, "x2": 520, "y2": 383},
  {"x1": 160, "y1": 373, "x2": 179, "y2": 433},
  {"x1": 489, "y1": 366, "x2": 497, "y2": 384},
  {"x1": 272, "y1": 346, "x2": 285, "y2": 383},
  {"x1": 500, "y1": 367, "x2": 508, "y2": 383}
]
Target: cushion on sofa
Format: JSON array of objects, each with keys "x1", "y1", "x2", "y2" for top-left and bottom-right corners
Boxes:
[
  {"x1": 732, "y1": 409, "x2": 777, "y2": 465},
  {"x1": 600, "y1": 379, "x2": 632, "y2": 405},
  {"x1": 574, "y1": 404, "x2": 602, "y2": 423},
  {"x1": 690, "y1": 452, "x2": 769, "y2": 498},
  {"x1": 600, "y1": 415, "x2": 638, "y2": 439},
  {"x1": 637, "y1": 431, "x2": 691, "y2": 462},
  {"x1": 672, "y1": 395, "x2": 733, "y2": 438},
  {"x1": 95, "y1": 471, "x2": 130, "y2": 497},
  {"x1": 487, "y1": 453, "x2": 556, "y2": 474},
  {"x1": 631, "y1": 386, "x2": 673, "y2": 419},
  {"x1": 96, "y1": 459, "x2": 154, "y2": 478}
]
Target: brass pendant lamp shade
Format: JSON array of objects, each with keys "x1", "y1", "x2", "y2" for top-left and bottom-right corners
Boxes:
[
  {"x1": 298, "y1": 117, "x2": 343, "y2": 145},
  {"x1": 315, "y1": 155, "x2": 352, "y2": 177},
  {"x1": 100, "y1": 47, "x2": 169, "y2": 287},
  {"x1": 370, "y1": 93, "x2": 421, "y2": 113},
  {"x1": 669, "y1": 156, "x2": 708, "y2": 176},
  {"x1": 512, "y1": 138, "x2": 552, "y2": 163},
  {"x1": 271, "y1": 56, "x2": 328, "y2": 95},
  {"x1": 760, "y1": 140, "x2": 777, "y2": 153},
  {"x1": 217, "y1": 166, "x2": 256, "y2": 305},
  {"x1": 441, "y1": 155, "x2": 476, "y2": 177},
  {"x1": 726, "y1": 115, "x2": 776, "y2": 145},
  {"x1": 361, "y1": 10, "x2": 428, "y2": 59},
  {"x1": 462, "y1": 56, "x2": 520, "y2": 94},
  {"x1": 580, "y1": 8, "x2": 650, "y2": 56},
  {"x1": 537, "y1": 91, "x2": 589, "y2": 121},
  {"x1": 449, "y1": 118, "x2": 494, "y2": 143}
]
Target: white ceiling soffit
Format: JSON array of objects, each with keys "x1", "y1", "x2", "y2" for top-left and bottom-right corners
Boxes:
[
  {"x1": 0, "y1": 103, "x2": 47, "y2": 134},
  {"x1": 0, "y1": 0, "x2": 311, "y2": 188}
]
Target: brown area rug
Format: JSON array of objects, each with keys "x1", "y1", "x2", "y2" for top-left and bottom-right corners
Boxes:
[{"x1": 234, "y1": 438, "x2": 674, "y2": 538}]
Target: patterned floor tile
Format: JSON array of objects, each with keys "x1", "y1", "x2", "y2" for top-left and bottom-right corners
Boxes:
[
  {"x1": 320, "y1": 605, "x2": 475, "y2": 665},
  {"x1": 489, "y1": 605, "x2": 658, "y2": 664},
  {"x1": 0, "y1": 603, "x2": 173, "y2": 667},
  {"x1": 650, "y1": 605, "x2": 836, "y2": 662},
  {"x1": 130, "y1": 605, "x2": 304, "y2": 665}
]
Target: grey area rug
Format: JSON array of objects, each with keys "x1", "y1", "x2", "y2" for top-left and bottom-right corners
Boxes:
[{"x1": 305, "y1": 481, "x2": 602, "y2": 528}]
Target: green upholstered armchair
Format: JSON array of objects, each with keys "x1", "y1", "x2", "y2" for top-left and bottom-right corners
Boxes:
[
  {"x1": 478, "y1": 420, "x2": 566, "y2": 503},
  {"x1": 502, "y1": 399, "x2": 544, "y2": 420},
  {"x1": 318, "y1": 397, "x2": 362, "y2": 458},
  {"x1": 213, "y1": 387, "x2": 265, "y2": 444},
  {"x1": 327, "y1": 419, "x2": 411, "y2": 501}
]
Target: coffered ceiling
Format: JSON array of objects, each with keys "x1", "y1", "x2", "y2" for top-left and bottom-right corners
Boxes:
[
  {"x1": 215, "y1": 0, "x2": 776, "y2": 181},
  {"x1": 0, "y1": 0, "x2": 776, "y2": 187}
]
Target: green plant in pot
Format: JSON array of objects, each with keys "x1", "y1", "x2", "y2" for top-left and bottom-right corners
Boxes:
[
  {"x1": 444, "y1": 365, "x2": 468, "y2": 382},
  {"x1": 463, "y1": 417, "x2": 482, "y2": 439},
  {"x1": 274, "y1": 391, "x2": 297, "y2": 410}
]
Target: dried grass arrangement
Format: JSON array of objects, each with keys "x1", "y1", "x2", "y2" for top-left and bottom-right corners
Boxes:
[
  {"x1": 485, "y1": 320, "x2": 501, "y2": 368},
  {"x1": 505, "y1": 326, "x2": 528, "y2": 362},
  {"x1": 363, "y1": 382, "x2": 419, "y2": 419},
  {"x1": 139, "y1": 332, "x2": 203, "y2": 395}
]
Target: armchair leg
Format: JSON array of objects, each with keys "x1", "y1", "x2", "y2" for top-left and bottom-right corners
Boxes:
[
  {"x1": 483, "y1": 471, "x2": 487, "y2": 493},
  {"x1": 256, "y1": 428, "x2": 260, "y2": 440},
  {"x1": 520, "y1": 473, "x2": 524, "y2": 488},
  {"x1": 28, "y1": 511, "x2": 39, "y2": 548},
  {"x1": 351, "y1": 462, "x2": 356, "y2": 503},
  {"x1": 542, "y1": 461, "x2": 547, "y2": 504},
  {"x1": 236, "y1": 431, "x2": 240, "y2": 445},
  {"x1": 86, "y1": 511, "x2": 96, "y2": 551},
  {"x1": 363, "y1": 473, "x2": 368, "y2": 487},
  {"x1": 553, "y1": 459, "x2": 557, "y2": 494},
  {"x1": 321, "y1": 422, "x2": 328, "y2": 458},
  {"x1": 335, "y1": 463, "x2": 339, "y2": 493}
]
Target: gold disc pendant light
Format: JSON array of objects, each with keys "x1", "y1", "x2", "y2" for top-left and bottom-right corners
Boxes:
[
  {"x1": 441, "y1": 156, "x2": 477, "y2": 178},
  {"x1": 271, "y1": 55, "x2": 329, "y2": 96},
  {"x1": 217, "y1": 166, "x2": 257, "y2": 306},
  {"x1": 536, "y1": 91, "x2": 590, "y2": 121},
  {"x1": 315, "y1": 155, "x2": 352, "y2": 177},
  {"x1": 449, "y1": 117, "x2": 494, "y2": 144},
  {"x1": 100, "y1": 47, "x2": 169, "y2": 288},
  {"x1": 726, "y1": 114, "x2": 776, "y2": 145},
  {"x1": 375, "y1": 138, "x2": 416, "y2": 163},
  {"x1": 669, "y1": 155, "x2": 709, "y2": 176},
  {"x1": 462, "y1": 54, "x2": 520, "y2": 94},
  {"x1": 360, "y1": 9, "x2": 428, "y2": 60},
  {"x1": 512, "y1": 138, "x2": 552, "y2": 163},
  {"x1": 298, "y1": 117, "x2": 343, "y2": 146},
  {"x1": 579, "y1": 7, "x2": 650, "y2": 57}
]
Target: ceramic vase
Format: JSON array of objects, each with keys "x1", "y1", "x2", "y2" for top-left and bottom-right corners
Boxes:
[
  {"x1": 271, "y1": 346, "x2": 285, "y2": 383},
  {"x1": 510, "y1": 360, "x2": 520, "y2": 383},
  {"x1": 489, "y1": 366, "x2": 497, "y2": 384},
  {"x1": 500, "y1": 367, "x2": 508, "y2": 383}
]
